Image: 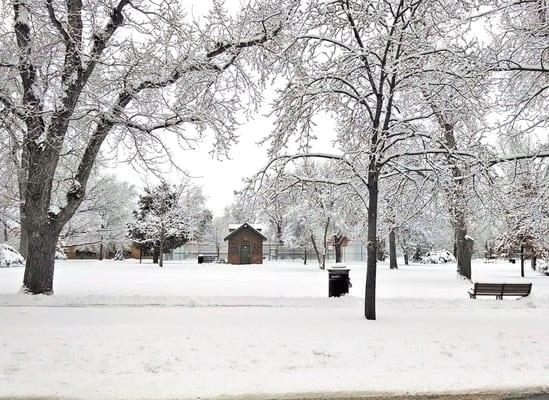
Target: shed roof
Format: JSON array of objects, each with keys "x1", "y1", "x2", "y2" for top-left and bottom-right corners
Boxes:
[
  {"x1": 224, "y1": 223, "x2": 268, "y2": 241},
  {"x1": 228, "y1": 223, "x2": 264, "y2": 232}
]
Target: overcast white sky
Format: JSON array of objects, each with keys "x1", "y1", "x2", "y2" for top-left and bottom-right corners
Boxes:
[
  {"x1": 106, "y1": 0, "x2": 337, "y2": 215},
  {"x1": 108, "y1": 92, "x2": 336, "y2": 215}
]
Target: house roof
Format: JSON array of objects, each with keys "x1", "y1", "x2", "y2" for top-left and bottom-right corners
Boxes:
[{"x1": 224, "y1": 223, "x2": 268, "y2": 241}]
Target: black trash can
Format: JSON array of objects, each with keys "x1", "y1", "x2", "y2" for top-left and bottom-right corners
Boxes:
[
  {"x1": 328, "y1": 265, "x2": 351, "y2": 297},
  {"x1": 198, "y1": 254, "x2": 204, "y2": 264}
]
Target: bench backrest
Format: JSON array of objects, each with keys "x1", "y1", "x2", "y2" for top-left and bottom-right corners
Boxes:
[{"x1": 473, "y1": 283, "x2": 532, "y2": 296}]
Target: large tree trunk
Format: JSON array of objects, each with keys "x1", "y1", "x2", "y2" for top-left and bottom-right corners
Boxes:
[
  {"x1": 389, "y1": 229, "x2": 398, "y2": 270},
  {"x1": 23, "y1": 223, "x2": 59, "y2": 294},
  {"x1": 455, "y1": 212, "x2": 472, "y2": 280},
  {"x1": 365, "y1": 169, "x2": 379, "y2": 320},
  {"x1": 430, "y1": 105, "x2": 472, "y2": 280},
  {"x1": 152, "y1": 247, "x2": 159, "y2": 264},
  {"x1": 531, "y1": 256, "x2": 537, "y2": 271}
]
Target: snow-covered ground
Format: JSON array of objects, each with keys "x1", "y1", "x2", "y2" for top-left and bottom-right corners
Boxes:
[{"x1": 1, "y1": 259, "x2": 548, "y2": 399}]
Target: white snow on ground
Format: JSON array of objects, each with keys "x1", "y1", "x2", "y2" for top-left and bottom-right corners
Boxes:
[{"x1": 1, "y1": 259, "x2": 548, "y2": 399}]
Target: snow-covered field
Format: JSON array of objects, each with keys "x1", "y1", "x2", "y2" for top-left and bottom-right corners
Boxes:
[{"x1": 1, "y1": 259, "x2": 548, "y2": 399}]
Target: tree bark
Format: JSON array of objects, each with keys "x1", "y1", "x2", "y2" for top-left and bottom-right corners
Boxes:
[
  {"x1": 520, "y1": 244, "x2": 525, "y2": 277},
  {"x1": 321, "y1": 219, "x2": 330, "y2": 269},
  {"x1": 365, "y1": 169, "x2": 379, "y2": 320},
  {"x1": 430, "y1": 105, "x2": 471, "y2": 280},
  {"x1": 334, "y1": 234, "x2": 343, "y2": 263},
  {"x1": 531, "y1": 256, "x2": 537, "y2": 271},
  {"x1": 311, "y1": 234, "x2": 322, "y2": 269},
  {"x1": 2, "y1": 221, "x2": 8, "y2": 242},
  {"x1": 23, "y1": 223, "x2": 60, "y2": 294},
  {"x1": 152, "y1": 247, "x2": 159, "y2": 264},
  {"x1": 389, "y1": 229, "x2": 397, "y2": 269},
  {"x1": 303, "y1": 248, "x2": 307, "y2": 265},
  {"x1": 19, "y1": 211, "x2": 29, "y2": 258},
  {"x1": 404, "y1": 251, "x2": 409, "y2": 265},
  {"x1": 159, "y1": 239, "x2": 164, "y2": 268},
  {"x1": 455, "y1": 217, "x2": 472, "y2": 280},
  {"x1": 99, "y1": 242, "x2": 104, "y2": 261}
]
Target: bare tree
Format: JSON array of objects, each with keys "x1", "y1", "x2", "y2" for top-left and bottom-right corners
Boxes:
[
  {"x1": 0, "y1": 0, "x2": 296, "y2": 293},
  {"x1": 205, "y1": 215, "x2": 230, "y2": 258},
  {"x1": 267, "y1": 0, "x2": 484, "y2": 319}
]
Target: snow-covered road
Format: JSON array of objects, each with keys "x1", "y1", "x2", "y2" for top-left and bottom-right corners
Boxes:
[{"x1": 1, "y1": 304, "x2": 549, "y2": 399}]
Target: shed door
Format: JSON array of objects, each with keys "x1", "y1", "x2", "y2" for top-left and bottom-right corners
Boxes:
[{"x1": 240, "y1": 244, "x2": 251, "y2": 264}]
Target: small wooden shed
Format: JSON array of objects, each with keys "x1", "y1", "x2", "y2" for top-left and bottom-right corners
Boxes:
[{"x1": 224, "y1": 223, "x2": 267, "y2": 265}]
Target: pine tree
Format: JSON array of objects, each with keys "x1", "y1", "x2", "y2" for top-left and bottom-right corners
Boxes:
[{"x1": 128, "y1": 182, "x2": 192, "y2": 267}]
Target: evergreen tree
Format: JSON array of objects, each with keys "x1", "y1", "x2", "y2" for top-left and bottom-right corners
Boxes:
[{"x1": 128, "y1": 182, "x2": 192, "y2": 267}]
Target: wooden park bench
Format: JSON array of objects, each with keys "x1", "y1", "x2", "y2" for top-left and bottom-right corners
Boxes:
[{"x1": 469, "y1": 283, "x2": 532, "y2": 299}]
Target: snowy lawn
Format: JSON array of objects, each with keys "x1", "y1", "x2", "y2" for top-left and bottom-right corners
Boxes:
[{"x1": 1, "y1": 259, "x2": 548, "y2": 399}]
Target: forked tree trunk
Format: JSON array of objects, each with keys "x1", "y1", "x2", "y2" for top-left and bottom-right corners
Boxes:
[
  {"x1": 365, "y1": 169, "x2": 379, "y2": 320},
  {"x1": 389, "y1": 229, "x2": 398, "y2": 270}
]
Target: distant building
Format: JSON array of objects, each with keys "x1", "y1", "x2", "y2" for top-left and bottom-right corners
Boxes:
[{"x1": 224, "y1": 223, "x2": 267, "y2": 264}]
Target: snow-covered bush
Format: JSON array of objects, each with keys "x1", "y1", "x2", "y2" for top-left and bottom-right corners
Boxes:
[
  {"x1": 539, "y1": 260, "x2": 549, "y2": 275},
  {"x1": 421, "y1": 249, "x2": 455, "y2": 264},
  {"x1": 0, "y1": 243, "x2": 25, "y2": 267},
  {"x1": 55, "y1": 247, "x2": 67, "y2": 260}
]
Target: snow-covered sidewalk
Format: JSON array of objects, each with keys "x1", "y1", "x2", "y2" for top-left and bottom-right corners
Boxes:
[{"x1": 1, "y1": 260, "x2": 548, "y2": 399}]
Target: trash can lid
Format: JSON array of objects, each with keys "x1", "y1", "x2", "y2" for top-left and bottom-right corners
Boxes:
[{"x1": 328, "y1": 264, "x2": 349, "y2": 272}]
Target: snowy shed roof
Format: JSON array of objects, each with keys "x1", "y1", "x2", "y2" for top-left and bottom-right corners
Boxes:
[
  {"x1": 228, "y1": 223, "x2": 264, "y2": 232},
  {"x1": 224, "y1": 223, "x2": 268, "y2": 241}
]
